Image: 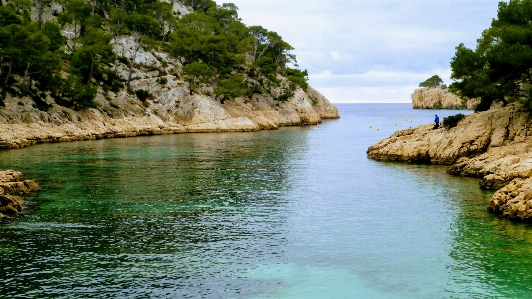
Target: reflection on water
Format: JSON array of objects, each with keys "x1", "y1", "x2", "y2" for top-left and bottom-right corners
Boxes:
[
  {"x1": 0, "y1": 131, "x2": 311, "y2": 298},
  {"x1": 1, "y1": 104, "x2": 532, "y2": 298}
]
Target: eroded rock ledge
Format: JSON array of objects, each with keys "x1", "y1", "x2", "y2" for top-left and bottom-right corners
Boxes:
[
  {"x1": 367, "y1": 103, "x2": 532, "y2": 222},
  {"x1": 0, "y1": 170, "x2": 39, "y2": 218}
]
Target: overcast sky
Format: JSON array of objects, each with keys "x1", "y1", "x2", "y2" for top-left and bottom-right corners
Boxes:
[{"x1": 228, "y1": 0, "x2": 501, "y2": 103}]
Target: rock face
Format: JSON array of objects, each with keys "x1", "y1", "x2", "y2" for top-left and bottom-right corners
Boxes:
[
  {"x1": 412, "y1": 87, "x2": 478, "y2": 110},
  {"x1": 0, "y1": 170, "x2": 39, "y2": 218},
  {"x1": 367, "y1": 103, "x2": 532, "y2": 222}
]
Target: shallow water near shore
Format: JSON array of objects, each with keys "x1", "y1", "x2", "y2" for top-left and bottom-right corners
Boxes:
[{"x1": 2, "y1": 104, "x2": 532, "y2": 298}]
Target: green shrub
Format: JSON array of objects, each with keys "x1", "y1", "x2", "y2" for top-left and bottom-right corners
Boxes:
[
  {"x1": 419, "y1": 75, "x2": 444, "y2": 88},
  {"x1": 30, "y1": 92, "x2": 52, "y2": 111},
  {"x1": 286, "y1": 68, "x2": 309, "y2": 91},
  {"x1": 111, "y1": 81, "x2": 124, "y2": 93},
  {"x1": 157, "y1": 77, "x2": 168, "y2": 85},
  {"x1": 135, "y1": 89, "x2": 153, "y2": 101},
  {"x1": 276, "y1": 93, "x2": 293, "y2": 102},
  {"x1": 117, "y1": 56, "x2": 129, "y2": 65},
  {"x1": 444, "y1": 113, "x2": 465, "y2": 129}
]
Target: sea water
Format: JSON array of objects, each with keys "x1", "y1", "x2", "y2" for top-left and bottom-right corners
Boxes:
[{"x1": 1, "y1": 104, "x2": 532, "y2": 298}]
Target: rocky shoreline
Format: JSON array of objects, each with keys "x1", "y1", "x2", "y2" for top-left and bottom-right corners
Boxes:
[
  {"x1": 0, "y1": 170, "x2": 39, "y2": 218},
  {"x1": 367, "y1": 103, "x2": 532, "y2": 222},
  {"x1": 0, "y1": 86, "x2": 339, "y2": 149}
]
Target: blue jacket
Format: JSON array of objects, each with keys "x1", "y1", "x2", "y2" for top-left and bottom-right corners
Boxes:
[{"x1": 435, "y1": 115, "x2": 439, "y2": 123}]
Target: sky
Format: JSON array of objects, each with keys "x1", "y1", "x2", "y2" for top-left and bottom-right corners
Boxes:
[{"x1": 228, "y1": 0, "x2": 502, "y2": 103}]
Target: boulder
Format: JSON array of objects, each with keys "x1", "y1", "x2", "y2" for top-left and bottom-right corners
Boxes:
[
  {"x1": 0, "y1": 170, "x2": 39, "y2": 217},
  {"x1": 488, "y1": 178, "x2": 532, "y2": 222}
]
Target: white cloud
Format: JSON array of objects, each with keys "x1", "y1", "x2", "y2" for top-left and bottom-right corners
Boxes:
[
  {"x1": 309, "y1": 68, "x2": 453, "y2": 103},
  {"x1": 309, "y1": 69, "x2": 453, "y2": 87},
  {"x1": 330, "y1": 52, "x2": 341, "y2": 59},
  {"x1": 230, "y1": 0, "x2": 500, "y2": 103},
  {"x1": 317, "y1": 86, "x2": 420, "y2": 103}
]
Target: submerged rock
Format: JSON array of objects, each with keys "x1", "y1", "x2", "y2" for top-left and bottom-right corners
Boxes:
[
  {"x1": 367, "y1": 103, "x2": 532, "y2": 222},
  {"x1": 0, "y1": 170, "x2": 39, "y2": 218}
]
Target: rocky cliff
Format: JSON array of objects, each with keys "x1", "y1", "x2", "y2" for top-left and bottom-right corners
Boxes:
[
  {"x1": 0, "y1": 170, "x2": 39, "y2": 218},
  {"x1": 0, "y1": 21, "x2": 339, "y2": 149},
  {"x1": 412, "y1": 87, "x2": 478, "y2": 110},
  {"x1": 367, "y1": 103, "x2": 532, "y2": 222}
]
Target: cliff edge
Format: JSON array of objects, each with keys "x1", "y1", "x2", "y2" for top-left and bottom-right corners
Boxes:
[
  {"x1": 412, "y1": 87, "x2": 478, "y2": 110},
  {"x1": 367, "y1": 103, "x2": 532, "y2": 222}
]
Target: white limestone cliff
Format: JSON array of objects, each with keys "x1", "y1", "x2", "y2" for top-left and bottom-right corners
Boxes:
[{"x1": 412, "y1": 87, "x2": 478, "y2": 110}]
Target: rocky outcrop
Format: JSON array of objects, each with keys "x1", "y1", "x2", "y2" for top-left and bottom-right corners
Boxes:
[
  {"x1": 412, "y1": 87, "x2": 478, "y2": 110},
  {"x1": 367, "y1": 103, "x2": 532, "y2": 222},
  {"x1": 0, "y1": 170, "x2": 39, "y2": 218},
  {"x1": 488, "y1": 178, "x2": 532, "y2": 222}
]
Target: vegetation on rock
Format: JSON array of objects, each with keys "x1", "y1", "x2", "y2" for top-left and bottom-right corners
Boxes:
[
  {"x1": 0, "y1": 0, "x2": 309, "y2": 109},
  {"x1": 450, "y1": 0, "x2": 532, "y2": 112},
  {"x1": 443, "y1": 113, "x2": 464, "y2": 129},
  {"x1": 419, "y1": 75, "x2": 445, "y2": 88}
]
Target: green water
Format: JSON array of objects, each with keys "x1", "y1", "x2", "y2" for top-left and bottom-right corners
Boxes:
[{"x1": 1, "y1": 104, "x2": 532, "y2": 298}]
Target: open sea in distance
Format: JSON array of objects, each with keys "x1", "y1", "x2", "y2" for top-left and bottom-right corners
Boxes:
[{"x1": 2, "y1": 103, "x2": 532, "y2": 298}]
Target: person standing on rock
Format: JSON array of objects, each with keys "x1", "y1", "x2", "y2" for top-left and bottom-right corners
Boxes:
[{"x1": 434, "y1": 114, "x2": 440, "y2": 130}]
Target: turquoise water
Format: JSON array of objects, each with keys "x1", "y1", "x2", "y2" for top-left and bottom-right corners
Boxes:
[{"x1": 1, "y1": 104, "x2": 532, "y2": 298}]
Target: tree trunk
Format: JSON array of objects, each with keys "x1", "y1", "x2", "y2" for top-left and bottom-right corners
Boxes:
[
  {"x1": 257, "y1": 44, "x2": 270, "y2": 61},
  {"x1": 0, "y1": 56, "x2": 4, "y2": 96},
  {"x1": 0, "y1": 57, "x2": 10, "y2": 101},
  {"x1": 37, "y1": 0, "x2": 44, "y2": 28},
  {"x1": 4, "y1": 60, "x2": 12, "y2": 94},
  {"x1": 252, "y1": 43, "x2": 258, "y2": 62},
  {"x1": 88, "y1": 53, "x2": 94, "y2": 83},
  {"x1": 72, "y1": 23, "x2": 78, "y2": 51},
  {"x1": 21, "y1": 61, "x2": 31, "y2": 96}
]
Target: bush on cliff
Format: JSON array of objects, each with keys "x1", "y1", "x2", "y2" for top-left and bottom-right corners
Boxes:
[
  {"x1": 135, "y1": 89, "x2": 153, "y2": 102},
  {"x1": 444, "y1": 113, "x2": 465, "y2": 129}
]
